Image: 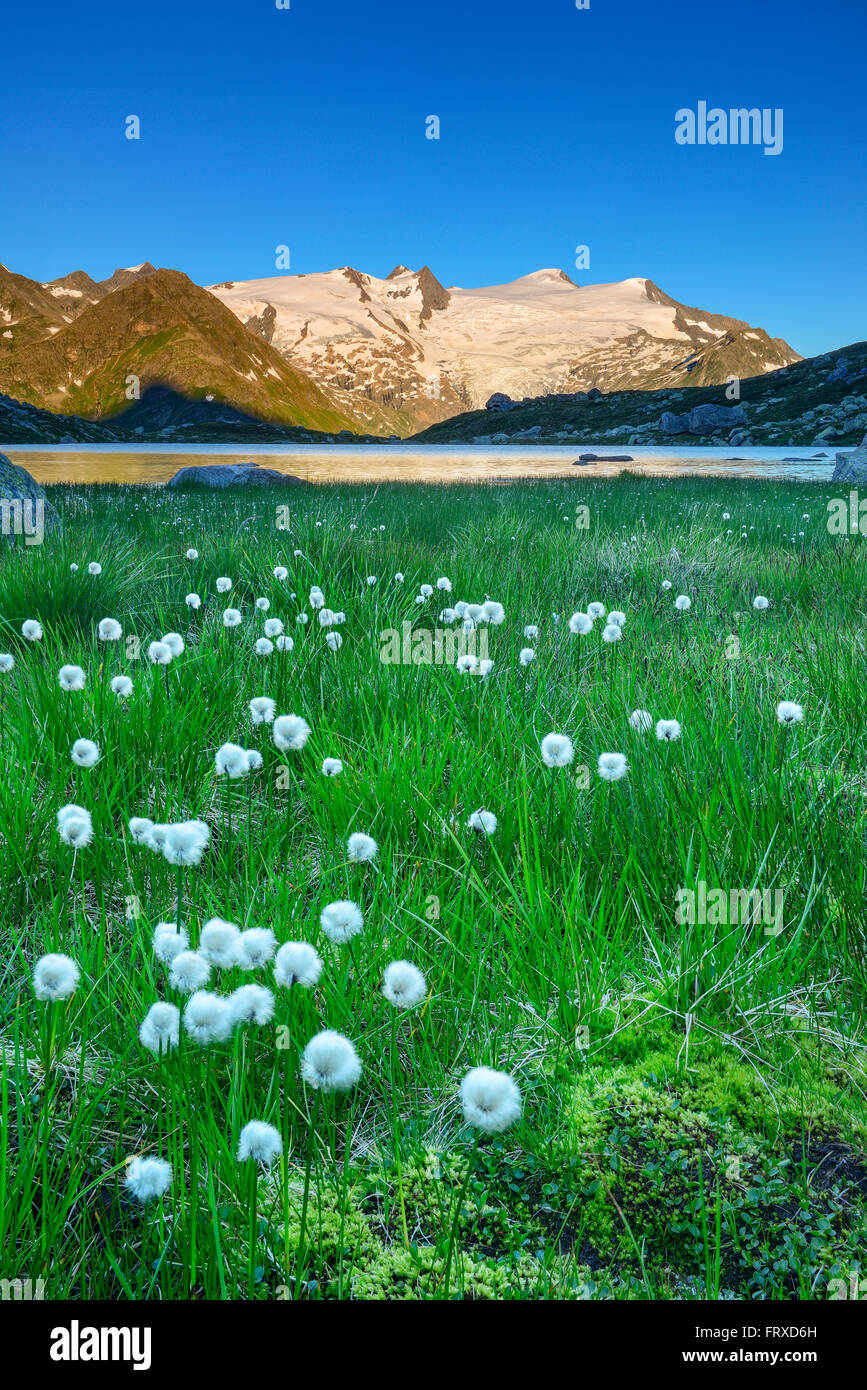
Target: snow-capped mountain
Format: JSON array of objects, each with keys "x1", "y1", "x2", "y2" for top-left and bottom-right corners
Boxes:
[{"x1": 209, "y1": 265, "x2": 800, "y2": 428}]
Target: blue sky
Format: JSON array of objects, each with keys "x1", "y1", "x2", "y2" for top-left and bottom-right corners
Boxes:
[{"x1": 1, "y1": 0, "x2": 864, "y2": 357}]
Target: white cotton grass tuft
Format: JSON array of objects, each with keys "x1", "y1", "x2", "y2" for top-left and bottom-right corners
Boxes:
[
  {"x1": 255, "y1": 638, "x2": 274, "y2": 656},
  {"x1": 568, "y1": 612, "x2": 594, "y2": 635},
  {"x1": 97, "y1": 618, "x2": 123, "y2": 642},
  {"x1": 145, "y1": 824, "x2": 169, "y2": 851},
  {"x1": 199, "y1": 918, "x2": 242, "y2": 968},
  {"x1": 59, "y1": 665, "x2": 86, "y2": 692},
  {"x1": 674, "y1": 595, "x2": 692, "y2": 611},
  {"x1": 597, "y1": 752, "x2": 628, "y2": 782},
  {"x1": 22, "y1": 620, "x2": 43, "y2": 641},
  {"x1": 255, "y1": 597, "x2": 270, "y2": 612},
  {"x1": 87, "y1": 562, "x2": 102, "y2": 576},
  {"x1": 586, "y1": 602, "x2": 606, "y2": 620},
  {"x1": 460, "y1": 1067, "x2": 522, "y2": 1134},
  {"x1": 245, "y1": 749, "x2": 263, "y2": 772},
  {"x1": 71, "y1": 738, "x2": 100, "y2": 768},
  {"x1": 249, "y1": 696, "x2": 276, "y2": 726},
  {"x1": 661, "y1": 580, "x2": 672, "y2": 590},
  {"x1": 468, "y1": 809, "x2": 498, "y2": 835},
  {"x1": 602, "y1": 623, "x2": 622, "y2": 643},
  {"x1": 139, "y1": 1001, "x2": 180, "y2": 1054},
  {"x1": 382, "y1": 960, "x2": 427, "y2": 1010},
  {"x1": 148, "y1": 641, "x2": 172, "y2": 665},
  {"x1": 0, "y1": 653, "x2": 14, "y2": 672},
  {"x1": 33, "y1": 953, "x2": 80, "y2": 1001},
  {"x1": 215, "y1": 742, "x2": 252, "y2": 778},
  {"x1": 153, "y1": 922, "x2": 189, "y2": 964},
  {"x1": 483, "y1": 600, "x2": 506, "y2": 625},
  {"x1": 300, "y1": 1030, "x2": 362, "y2": 1093},
  {"x1": 629, "y1": 709, "x2": 653, "y2": 733},
  {"x1": 309, "y1": 586, "x2": 325, "y2": 609},
  {"x1": 125, "y1": 1156, "x2": 172, "y2": 1202},
  {"x1": 347, "y1": 831, "x2": 377, "y2": 863},
  {"x1": 319, "y1": 900, "x2": 364, "y2": 945},
  {"x1": 237, "y1": 1120, "x2": 283, "y2": 1166},
  {"x1": 753, "y1": 596, "x2": 770, "y2": 611},
  {"x1": 276, "y1": 634, "x2": 294, "y2": 652},
  {"x1": 272, "y1": 714, "x2": 311, "y2": 751},
  {"x1": 185, "y1": 593, "x2": 201, "y2": 610},
  {"x1": 57, "y1": 804, "x2": 93, "y2": 848},
  {"x1": 222, "y1": 608, "x2": 242, "y2": 628},
  {"x1": 228, "y1": 984, "x2": 275, "y2": 1027},
  {"x1": 216, "y1": 577, "x2": 232, "y2": 593},
  {"x1": 110, "y1": 675, "x2": 133, "y2": 698},
  {"x1": 655, "y1": 719, "x2": 682, "y2": 742},
  {"x1": 540, "y1": 732, "x2": 574, "y2": 768},
  {"x1": 274, "y1": 941, "x2": 323, "y2": 989},
  {"x1": 128, "y1": 816, "x2": 154, "y2": 845},
  {"x1": 161, "y1": 632, "x2": 185, "y2": 657},
  {"x1": 263, "y1": 618, "x2": 284, "y2": 638},
  {"x1": 162, "y1": 820, "x2": 210, "y2": 866},
  {"x1": 239, "y1": 928, "x2": 277, "y2": 970},
  {"x1": 322, "y1": 757, "x2": 343, "y2": 777},
  {"x1": 168, "y1": 951, "x2": 211, "y2": 993},
  {"x1": 608, "y1": 611, "x2": 627, "y2": 627},
  {"x1": 519, "y1": 647, "x2": 535, "y2": 667},
  {"x1": 524, "y1": 624, "x2": 539, "y2": 639},
  {"x1": 325, "y1": 631, "x2": 342, "y2": 651},
  {"x1": 777, "y1": 700, "x2": 804, "y2": 726},
  {"x1": 436, "y1": 576, "x2": 452, "y2": 592},
  {"x1": 183, "y1": 991, "x2": 233, "y2": 1045},
  {"x1": 186, "y1": 548, "x2": 199, "y2": 560}
]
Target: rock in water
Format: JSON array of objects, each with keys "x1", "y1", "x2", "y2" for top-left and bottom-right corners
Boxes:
[
  {"x1": 573, "y1": 453, "x2": 634, "y2": 464},
  {"x1": 0, "y1": 451, "x2": 60, "y2": 545},
  {"x1": 832, "y1": 446, "x2": 867, "y2": 484},
  {"x1": 166, "y1": 463, "x2": 307, "y2": 489}
]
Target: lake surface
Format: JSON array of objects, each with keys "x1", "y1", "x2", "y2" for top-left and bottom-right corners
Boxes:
[{"x1": 3, "y1": 443, "x2": 837, "y2": 485}]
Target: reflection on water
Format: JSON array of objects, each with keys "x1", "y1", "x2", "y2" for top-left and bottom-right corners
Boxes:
[{"x1": 3, "y1": 443, "x2": 836, "y2": 485}]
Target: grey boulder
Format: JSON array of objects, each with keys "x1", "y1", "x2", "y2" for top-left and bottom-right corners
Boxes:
[
  {"x1": 0, "y1": 451, "x2": 60, "y2": 544},
  {"x1": 166, "y1": 463, "x2": 306, "y2": 489},
  {"x1": 832, "y1": 446, "x2": 867, "y2": 484},
  {"x1": 661, "y1": 404, "x2": 746, "y2": 435}
]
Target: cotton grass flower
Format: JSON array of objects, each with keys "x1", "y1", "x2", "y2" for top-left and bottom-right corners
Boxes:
[
  {"x1": 186, "y1": 548, "x2": 199, "y2": 560},
  {"x1": 436, "y1": 576, "x2": 452, "y2": 592},
  {"x1": 33, "y1": 953, "x2": 80, "y2": 1001},
  {"x1": 276, "y1": 635, "x2": 294, "y2": 651},
  {"x1": 237, "y1": 1120, "x2": 282, "y2": 1165},
  {"x1": 128, "y1": 816, "x2": 154, "y2": 845},
  {"x1": 22, "y1": 620, "x2": 43, "y2": 641},
  {"x1": 185, "y1": 592, "x2": 201, "y2": 610},
  {"x1": 0, "y1": 653, "x2": 14, "y2": 672},
  {"x1": 655, "y1": 719, "x2": 682, "y2": 742},
  {"x1": 199, "y1": 918, "x2": 242, "y2": 968},
  {"x1": 162, "y1": 820, "x2": 210, "y2": 866},
  {"x1": 301, "y1": 1030, "x2": 362, "y2": 1093},
  {"x1": 274, "y1": 941, "x2": 323, "y2": 989},
  {"x1": 753, "y1": 595, "x2": 770, "y2": 611},
  {"x1": 215, "y1": 742, "x2": 252, "y2": 778},
  {"x1": 777, "y1": 700, "x2": 804, "y2": 726},
  {"x1": 255, "y1": 597, "x2": 270, "y2": 612},
  {"x1": 460, "y1": 1067, "x2": 522, "y2": 1134},
  {"x1": 162, "y1": 632, "x2": 185, "y2": 656},
  {"x1": 629, "y1": 709, "x2": 652, "y2": 733},
  {"x1": 468, "y1": 809, "x2": 498, "y2": 835},
  {"x1": 325, "y1": 631, "x2": 342, "y2": 651},
  {"x1": 125, "y1": 1156, "x2": 172, "y2": 1202},
  {"x1": 347, "y1": 831, "x2": 377, "y2": 863},
  {"x1": 229, "y1": 985, "x2": 275, "y2": 1027},
  {"x1": 263, "y1": 618, "x2": 284, "y2": 637},
  {"x1": 111, "y1": 675, "x2": 133, "y2": 698},
  {"x1": 153, "y1": 922, "x2": 189, "y2": 964},
  {"x1": 87, "y1": 562, "x2": 102, "y2": 576},
  {"x1": 216, "y1": 577, "x2": 232, "y2": 593},
  {"x1": 586, "y1": 602, "x2": 606, "y2": 620},
  {"x1": 540, "y1": 732, "x2": 574, "y2": 768},
  {"x1": 309, "y1": 586, "x2": 325, "y2": 609},
  {"x1": 139, "y1": 1001, "x2": 180, "y2": 1054},
  {"x1": 57, "y1": 804, "x2": 93, "y2": 848},
  {"x1": 169, "y1": 951, "x2": 211, "y2": 993},
  {"x1": 661, "y1": 580, "x2": 672, "y2": 590},
  {"x1": 273, "y1": 565, "x2": 288, "y2": 580},
  {"x1": 222, "y1": 608, "x2": 242, "y2": 628},
  {"x1": 568, "y1": 612, "x2": 594, "y2": 635},
  {"x1": 249, "y1": 696, "x2": 276, "y2": 726},
  {"x1": 255, "y1": 638, "x2": 274, "y2": 656},
  {"x1": 59, "y1": 665, "x2": 86, "y2": 691},
  {"x1": 70, "y1": 738, "x2": 99, "y2": 768},
  {"x1": 674, "y1": 595, "x2": 692, "y2": 611},
  {"x1": 602, "y1": 623, "x2": 622, "y2": 643},
  {"x1": 148, "y1": 641, "x2": 172, "y2": 665},
  {"x1": 383, "y1": 960, "x2": 427, "y2": 1010},
  {"x1": 483, "y1": 600, "x2": 505, "y2": 625},
  {"x1": 519, "y1": 647, "x2": 535, "y2": 666},
  {"x1": 183, "y1": 991, "x2": 232, "y2": 1044},
  {"x1": 322, "y1": 757, "x2": 343, "y2": 777},
  {"x1": 597, "y1": 752, "x2": 628, "y2": 782},
  {"x1": 608, "y1": 611, "x2": 626, "y2": 627},
  {"x1": 320, "y1": 899, "x2": 363, "y2": 945},
  {"x1": 98, "y1": 618, "x2": 122, "y2": 642},
  {"x1": 272, "y1": 714, "x2": 311, "y2": 751},
  {"x1": 239, "y1": 928, "x2": 277, "y2": 970}
]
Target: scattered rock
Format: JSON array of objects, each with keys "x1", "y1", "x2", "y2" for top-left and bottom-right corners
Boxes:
[
  {"x1": 832, "y1": 446, "x2": 867, "y2": 484},
  {"x1": 484, "y1": 393, "x2": 516, "y2": 412},
  {"x1": 573, "y1": 453, "x2": 634, "y2": 464},
  {"x1": 0, "y1": 451, "x2": 61, "y2": 543},
  {"x1": 166, "y1": 463, "x2": 307, "y2": 489}
]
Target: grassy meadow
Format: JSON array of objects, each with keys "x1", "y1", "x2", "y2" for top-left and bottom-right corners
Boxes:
[{"x1": 2, "y1": 474, "x2": 867, "y2": 1302}]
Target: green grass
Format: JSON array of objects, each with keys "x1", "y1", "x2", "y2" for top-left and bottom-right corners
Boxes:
[{"x1": 2, "y1": 474, "x2": 867, "y2": 1302}]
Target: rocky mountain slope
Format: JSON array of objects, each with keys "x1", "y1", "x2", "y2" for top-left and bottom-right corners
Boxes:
[
  {"x1": 210, "y1": 266, "x2": 800, "y2": 432},
  {"x1": 414, "y1": 340, "x2": 867, "y2": 449},
  {"x1": 0, "y1": 268, "x2": 403, "y2": 436}
]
